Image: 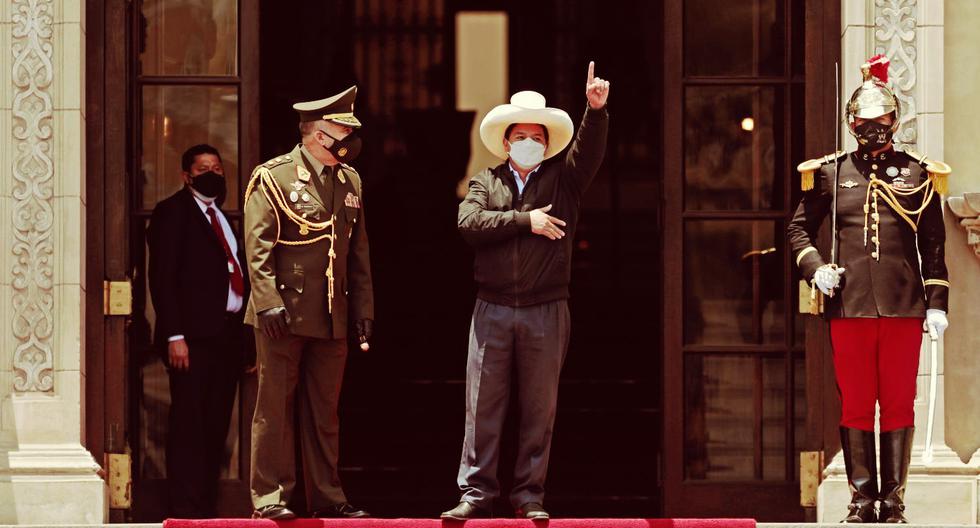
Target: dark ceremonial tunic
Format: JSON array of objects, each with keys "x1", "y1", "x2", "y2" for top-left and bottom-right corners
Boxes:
[{"x1": 788, "y1": 149, "x2": 948, "y2": 319}]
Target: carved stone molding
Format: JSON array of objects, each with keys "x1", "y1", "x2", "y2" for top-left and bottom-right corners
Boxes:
[
  {"x1": 874, "y1": 0, "x2": 917, "y2": 147},
  {"x1": 947, "y1": 194, "x2": 980, "y2": 261},
  {"x1": 10, "y1": 0, "x2": 55, "y2": 392}
]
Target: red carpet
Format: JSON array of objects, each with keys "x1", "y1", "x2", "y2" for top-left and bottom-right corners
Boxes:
[{"x1": 164, "y1": 520, "x2": 755, "y2": 528}]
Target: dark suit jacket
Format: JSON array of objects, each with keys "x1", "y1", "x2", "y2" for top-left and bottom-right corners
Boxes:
[{"x1": 148, "y1": 187, "x2": 250, "y2": 345}]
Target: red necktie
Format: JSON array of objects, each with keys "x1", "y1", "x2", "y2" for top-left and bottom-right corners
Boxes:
[{"x1": 206, "y1": 207, "x2": 244, "y2": 296}]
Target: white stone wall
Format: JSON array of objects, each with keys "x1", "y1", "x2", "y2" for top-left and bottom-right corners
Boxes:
[{"x1": 0, "y1": 0, "x2": 105, "y2": 523}]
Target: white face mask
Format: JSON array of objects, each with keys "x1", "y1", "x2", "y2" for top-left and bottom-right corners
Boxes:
[{"x1": 508, "y1": 139, "x2": 546, "y2": 169}]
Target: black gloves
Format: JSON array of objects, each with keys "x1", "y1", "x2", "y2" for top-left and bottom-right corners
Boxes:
[
  {"x1": 258, "y1": 306, "x2": 290, "y2": 339},
  {"x1": 355, "y1": 318, "x2": 373, "y2": 344}
]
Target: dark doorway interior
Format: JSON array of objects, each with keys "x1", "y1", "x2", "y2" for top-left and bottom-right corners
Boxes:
[{"x1": 258, "y1": 0, "x2": 663, "y2": 518}]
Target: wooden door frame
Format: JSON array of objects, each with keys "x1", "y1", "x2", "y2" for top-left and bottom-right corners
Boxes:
[
  {"x1": 801, "y1": 0, "x2": 843, "y2": 468},
  {"x1": 661, "y1": 0, "x2": 838, "y2": 519},
  {"x1": 85, "y1": 2, "x2": 130, "y2": 523},
  {"x1": 85, "y1": 0, "x2": 261, "y2": 520}
]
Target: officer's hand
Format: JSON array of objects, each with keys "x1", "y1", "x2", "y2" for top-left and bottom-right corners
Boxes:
[
  {"x1": 530, "y1": 204, "x2": 567, "y2": 240},
  {"x1": 356, "y1": 319, "x2": 373, "y2": 352},
  {"x1": 925, "y1": 308, "x2": 948, "y2": 340},
  {"x1": 258, "y1": 307, "x2": 291, "y2": 340},
  {"x1": 814, "y1": 264, "x2": 846, "y2": 296},
  {"x1": 168, "y1": 339, "x2": 190, "y2": 371}
]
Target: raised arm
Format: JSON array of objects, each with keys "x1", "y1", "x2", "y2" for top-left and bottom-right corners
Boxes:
[{"x1": 565, "y1": 60, "x2": 610, "y2": 197}]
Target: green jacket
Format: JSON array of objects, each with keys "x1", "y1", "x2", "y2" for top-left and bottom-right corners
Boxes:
[{"x1": 243, "y1": 144, "x2": 374, "y2": 339}]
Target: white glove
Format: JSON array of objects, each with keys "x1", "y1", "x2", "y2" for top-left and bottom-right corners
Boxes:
[
  {"x1": 925, "y1": 308, "x2": 948, "y2": 340},
  {"x1": 814, "y1": 264, "x2": 846, "y2": 296}
]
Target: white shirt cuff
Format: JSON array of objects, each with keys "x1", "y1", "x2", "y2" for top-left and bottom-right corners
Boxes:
[{"x1": 168, "y1": 335, "x2": 185, "y2": 342}]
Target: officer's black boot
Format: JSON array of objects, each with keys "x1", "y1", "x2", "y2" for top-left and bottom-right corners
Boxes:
[
  {"x1": 840, "y1": 427, "x2": 878, "y2": 523},
  {"x1": 878, "y1": 427, "x2": 913, "y2": 523}
]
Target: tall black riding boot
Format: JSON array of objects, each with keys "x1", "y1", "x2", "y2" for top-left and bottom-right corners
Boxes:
[
  {"x1": 878, "y1": 427, "x2": 913, "y2": 523},
  {"x1": 840, "y1": 427, "x2": 878, "y2": 523}
]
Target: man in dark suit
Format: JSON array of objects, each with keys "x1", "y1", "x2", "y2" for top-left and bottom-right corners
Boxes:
[{"x1": 148, "y1": 144, "x2": 249, "y2": 518}]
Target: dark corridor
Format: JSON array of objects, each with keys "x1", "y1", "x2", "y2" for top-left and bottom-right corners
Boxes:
[{"x1": 258, "y1": 0, "x2": 663, "y2": 518}]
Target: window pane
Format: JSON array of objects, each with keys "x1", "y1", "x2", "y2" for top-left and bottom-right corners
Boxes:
[
  {"x1": 685, "y1": 355, "x2": 787, "y2": 480},
  {"x1": 141, "y1": 85, "x2": 239, "y2": 210},
  {"x1": 141, "y1": 0, "x2": 239, "y2": 76},
  {"x1": 685, "y1": 86, "x2": 783, "y2": 211},
  {"x1": 684, "y1": 220, "x2": 786, "y2": 345},
  {"x1": 684, "y1": 0, "x2": 785, "y2": 76}
]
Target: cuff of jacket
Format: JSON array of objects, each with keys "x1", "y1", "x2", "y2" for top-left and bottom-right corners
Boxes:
[
  {"x1": 795, "y1": 247, "x2": 825, "y2": 281},
  {"x1": 250, "y1": 293, "x2": 285, "y2": 315},
  {"x1": 585, "y1": 104, "x2": 609, "y2": 120},
  {"x1": 515, "y1": 211, "x2": 532, "y2": 231},
  {"x1": 924, "y1": 281, "x2": 950, "y2": 312}
]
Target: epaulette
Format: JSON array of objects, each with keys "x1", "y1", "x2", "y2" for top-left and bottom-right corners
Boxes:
[
  {"x1": 261, "y1": 154, "x2": 296, "y2": 170},
  {"x1": 797, "y1": 151, "x2": 846, "y2": 191},
  {"x1": 244, "y1": 155, "x2": 297, "y2": 208},
  {"x1": 903, "y1": 148, "x2": 951, "y2": 195}
]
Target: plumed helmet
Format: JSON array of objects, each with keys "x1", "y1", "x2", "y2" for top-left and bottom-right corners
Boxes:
[{"x1": 845, "y1": 54, "x2": 901, "y2": 135}]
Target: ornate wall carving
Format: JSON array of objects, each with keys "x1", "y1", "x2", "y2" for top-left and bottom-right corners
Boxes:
[
  {"x1": 874, "y1": 0, "x2": 918, "y2": 147},
  {"x1": 10, "y1": 0, "x2": 55, "y2": 392},
  {"x1": 947, "y1": 194, "x2": 980, "y2": 261}
]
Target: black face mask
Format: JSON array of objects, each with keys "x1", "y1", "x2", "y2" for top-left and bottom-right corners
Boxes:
[
  {"x1": 854, "y1": 120, "x2": 894, "y2": 151},
  {"x1": 189, "y1": 170, "x2": 225, "y2": 198},
  {"x1": 319, "y1": 130, "x2": 362, "y2": 163}
]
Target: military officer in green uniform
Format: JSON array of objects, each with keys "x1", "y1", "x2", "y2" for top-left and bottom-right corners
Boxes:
[{"x1": 244, "y1": 86, "x2": 374, "y2": 520}]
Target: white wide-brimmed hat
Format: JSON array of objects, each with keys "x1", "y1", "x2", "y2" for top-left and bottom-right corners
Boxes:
[{"x1": 479, "y1": 91, "x2": 574, "y2": 161}]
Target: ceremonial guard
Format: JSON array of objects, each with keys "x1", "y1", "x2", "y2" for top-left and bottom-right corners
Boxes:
[
  {"x1": 243, "y1": 86, "x2": 374, "y2": 519},
  {"x1": 788, "y1": 56, "x2": 950, "y2": 523}
]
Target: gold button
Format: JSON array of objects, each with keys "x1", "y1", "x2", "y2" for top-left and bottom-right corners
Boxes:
[
  {"x1": 870, "y1": 173, "x2": 877, "y2": 178},
  {"x1": 872, "y1": 164, "x2": 878, "y2": 170},
  {"x1": 872, "y1": 224, "x2": 879, "y2": 231},
  {"x1": 872, "y1": 213, "x2": 880, "y2": 220},
  {"x1": 872, "y1": 236, "x2": 878, "y2": 243},
  {"x1": 279, "y1": 284, "x2": 285, "y2": 290},
  {"x1": 872, "y1": 251, "x2": 879, "y2": 258}
]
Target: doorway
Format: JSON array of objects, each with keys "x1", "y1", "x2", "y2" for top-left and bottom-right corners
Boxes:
[
  {"x1": 88, "y1": 0, "x2": 832, "y2": 521},
  {"x1": 256, "y1": 0, "x2": 663, "y2": 518}
]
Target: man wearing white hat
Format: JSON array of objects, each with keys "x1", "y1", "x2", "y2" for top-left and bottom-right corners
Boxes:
[{"x1": 443, "y1": 62, "x2": 610, "y2": 520}]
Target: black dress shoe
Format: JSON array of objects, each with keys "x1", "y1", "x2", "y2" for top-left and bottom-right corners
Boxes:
[
  {"x1": 252, "y1": 505, "x2": 296, "y2": 520},
  {"x1": 517, "y1": 502, "x2": 550, "y2": 520},
  {"x1": 441, "y1": 501, "x2": 491, "y2": 520},
  {"x1": 312, "y1": 502, "x2": 371, "y2": 518}
]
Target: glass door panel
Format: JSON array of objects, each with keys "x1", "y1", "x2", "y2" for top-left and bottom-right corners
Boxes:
[
  {"x1": 140, "y1": 85, "x2": 240, "y2": 209},
  {"x1": 140, "y1": 0, "x2": 239, "y2": 76}
]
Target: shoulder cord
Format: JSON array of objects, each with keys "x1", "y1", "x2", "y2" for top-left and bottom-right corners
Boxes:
[
  {"x1": 862, "y1": 175, "x2": 936, "y2": 261},
  {"x1": 243, "y1": 167, "x2": 339, "y2": 313}
]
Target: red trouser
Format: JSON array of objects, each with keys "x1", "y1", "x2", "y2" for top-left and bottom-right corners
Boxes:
[{"x1": 829, "y1": 317, "x2": 923, "y2": 432}]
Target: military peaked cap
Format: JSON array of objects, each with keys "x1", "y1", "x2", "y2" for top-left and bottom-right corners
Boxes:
[{"x1": 293, "y1": 85, "x2": 362, "y2": 127}]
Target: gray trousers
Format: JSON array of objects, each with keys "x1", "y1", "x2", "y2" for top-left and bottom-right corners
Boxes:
[{"x1": 456, "y1": 298, "x2": 570, "y2": 509}]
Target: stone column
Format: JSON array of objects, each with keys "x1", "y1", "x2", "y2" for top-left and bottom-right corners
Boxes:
[
  {"x1": 0, "y1": 0, "x2": 106, "y2": 523},
  {"x1": 818, "y1": 0, "x2": 979, "y2": 524}
]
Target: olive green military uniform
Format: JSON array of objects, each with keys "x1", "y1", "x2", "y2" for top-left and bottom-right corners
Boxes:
[{"x1": 244, "y1": 139, "x2": 373, "y2": 510}]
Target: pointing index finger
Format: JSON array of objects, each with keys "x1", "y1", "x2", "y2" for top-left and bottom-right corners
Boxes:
[{"x1": 588, "y1": 61, "x2": 595, "y2": 84}]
